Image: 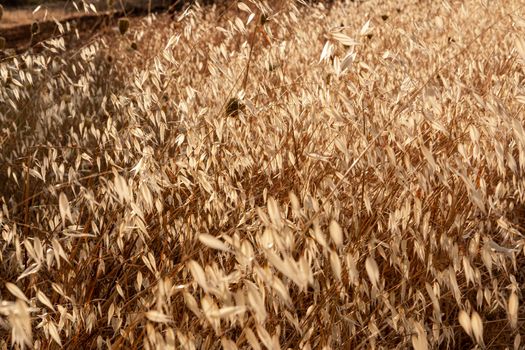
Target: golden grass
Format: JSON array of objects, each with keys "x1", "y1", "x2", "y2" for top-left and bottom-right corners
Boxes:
[{"x1": 1, "y1": 0, "x2": 525, "y2": 348}]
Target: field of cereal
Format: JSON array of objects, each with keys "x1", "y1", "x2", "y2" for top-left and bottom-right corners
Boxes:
[{"x1": 1, "y1": 0, "x2": 525, "y2": 348}]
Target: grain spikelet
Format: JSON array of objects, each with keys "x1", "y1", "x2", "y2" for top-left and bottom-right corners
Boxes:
[
  {"x1": 330, "y1": 250, "x2": 342, "y2": 281},
  {"x1": 346, "y1": 253, "x2": 359, "y2": 285},
  {"x1": 289, "y1": 192, "x2": 301, "y2": 216},
  {"x1": 459, "y1": 310, "x2": 472, "y2": 336},
  {"x1": 245, "y1": 328, "x2": 261, "y2": 350},
  {"x1": 176, "y1": 330, "x2": 195, "y2": 349},
  {"x1": 0, "y1": 299, "x2": 32, "y2": 348},
  {"x1": 237, "y1": 2, "x2": 251, "y2": 13},
  {"x1": 5, "y1": 282, "x2": 29, "y2": 302},
  {"x1": 508, "y1": 292, "x2": 519, "y2": 329},
  {"x1": 48, "y1": 321, "x2": 62, "y2": 347},
  {"x1": 471, "y1": 311, "x2": 484, "y2": 345},
  {"x1": 340, "y1": 51, "x2": 356, "y2": 72},
  {"x1": 221, "y1": 337, "x2": 238, "y2": 350},
  {"x1": 462, "y1": 257, "x2": 475, "y2": 286},
  {"x1": 271, "y1": 277, "x2": 292, "y2": 306},
  {"x1": 234, "y1": 17, "x2": 246, "y2": 33},
  {"x1": 58, "y1": 192, "x2": 71, "y2": 225},
  {"x1": 51, "y1": 238, "x2": 69, "y2": 265},
  {"x1": 411, "y1": 321, "x2": 428, "y2": 350},
  {"x1": 425, "y1": 283, "x2": 441, "y2": 317},
  {"x1": 267, "y1": 197, "x2": 283, "y2": 229},
  {"x1": 114, "y1": 174, "x2": 131, "y2": 203},
  {"x1": 329, "y1": 220, "x2": 343, "y2": 247},
  {"x1": 365, "y1": 256, "x2": 380, "y2": 288},
  {"x1": 330, "y1": 32, "x2": 359, "y2": 47},
  {"x1": 256, "y1": 323, "x2": 273, "y2": 349},
  {"x1": 247, "y1": 282, "x2": 267, "y2": 323},
  {"x1": 146, "y1": 310, "x2": 172, "y2": 323},
  {"x1": 359, "y1": 19, "x2": 372, "y2": 36},
  {"x1": 183, "y1": 292, "x2": 201, "y2": 317},
  {"x1": 201, "y1": 295, "x2": 219, "y2": 330},
  {"x1": 17, "y1": 262, "x2": 41, "y2": 281},
  {"x1": 319, "y1": 41, "x2": 333, "y2": 63},
  {"x1": 136, "y1": 271, "x2": 143, "y2": 290},
  {"x1": 198, "y1": 234, "x2": 230, "y2": 252},
  {"x1": 188, "y1": 260, "x2": 209, "y2": 292},
  {"x1": 266, "y1": 250, "x2": 308, "y2": 289},
  {"x1": 448, "y1": 267, "x2": 461, "y2": 304},
  {"x1": 36, "y1": 290, "x2": 56, "y2": 312},
  {"x1": 208, "y1": 306, "x2": 246, "y2": 318},
  {"x1": 312, "y1": 220, "x2": 328, "y2": 249},
  {"x1": 108, "y1": 303, "x2": 114, "y2": 325}
]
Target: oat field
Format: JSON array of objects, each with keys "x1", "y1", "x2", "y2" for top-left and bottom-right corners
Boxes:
[{"x1": 1, "y1": 0, "x2": 525, "y2": 348}]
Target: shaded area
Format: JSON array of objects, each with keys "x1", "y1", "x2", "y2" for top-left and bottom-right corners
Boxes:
[
  {"x1": 0, "y1": 12, "x2": 119, "y2": 52},
  {"x1": 0, "y1": 0, "x2": 189, "y2": 53}
]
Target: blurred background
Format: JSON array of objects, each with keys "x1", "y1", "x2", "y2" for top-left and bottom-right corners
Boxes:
[
  {"x1": 2, "y1": 0, "x2": 175, "y2": 7},
  {"x1": 0, "y1": 0, "x2": 178, "y2": 28}
]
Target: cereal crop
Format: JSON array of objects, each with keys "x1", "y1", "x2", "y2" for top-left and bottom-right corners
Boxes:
[{"x1": 1, "y1": 0, "x2": 525, "y2": 348}]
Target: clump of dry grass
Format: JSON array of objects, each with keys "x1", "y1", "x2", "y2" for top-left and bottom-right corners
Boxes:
[{"x1": 1, "y1": 0, "x2": 525, "y2": 348}]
